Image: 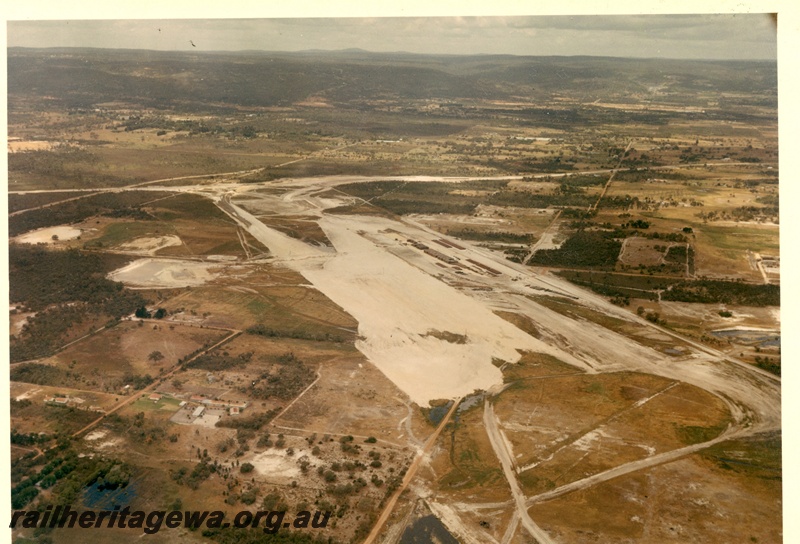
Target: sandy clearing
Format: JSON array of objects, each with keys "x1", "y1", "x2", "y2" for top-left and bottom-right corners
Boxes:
[
  {"x1": 572, "y1": 428, "x2": 613, "y2": 452},
  {"x1": 193, "y1": 413, "x2": 222, "y2": 428},
  {"x1": 301, "y1": 215, "x2": 563, "y2": 406},
  {"x1": 223, "y1": 196, "x2": 568, "y2": 406},
  {"x1": 220, "y1": 195, "x2": 324, "y2": 261},
  {"x1": 411, "y1": 212, "x2": 511, "y2": 227},
  {"x1": 97, "y1": 439, "x2": 122, "y2": 449},
  {"x1": 84, "y1": 430, "x2": 108, "y2": 441},
  {"x1": 10, "y1": 311, "x2": 36, "y2": 335},
  {"x1": 8, "y1": 140, "x2": 56, "y2": 152},
  {"x1": 107, "y1": 258, "x2": 225, "y2": 288},
  {"x1": 117, "y1": 235, "x2": 182, "y2": 254},
  {"x1": 15, "y1": 388, "x2": 42, "y2": 401},
  {"x1": 249, "y1": 450, "x2": 303, "y2": 479},
  {"x1": 211, "y1": 178, "x2": 779, "y2": 430},
  {"x1": 711, "y1": 326, "x2": 780, "y2": 333},
  {"x1": 207, "y1": 255, "x2": 239, "y2": 262},
  {"x1": 15, "y1": 226, "x2": 82, "y2": 244},
  {"x1": 223, "y1": 194, "x2": 609, "y2": 406},
  {"x1": 222, "y1": 178, "x2": 779, "y2": 427}
]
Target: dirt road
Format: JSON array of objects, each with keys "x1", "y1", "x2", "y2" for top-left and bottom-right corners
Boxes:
[
  {"x1": 363, "y1": 398, "x2": 462, "y2": 544},
  {"x1": 484, "y1": 400, "x2": 556, "y2": 544},
  {"x1": 526, "y1": 425, "x2": 741, "y2": 506},
  {"x1": 523, "y1": 209, "x2": 562, "y2": 264}
]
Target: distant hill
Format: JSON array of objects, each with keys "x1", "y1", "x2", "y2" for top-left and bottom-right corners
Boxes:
[{"x1": 7, "y1": 47, "x2": 777, "y2": 111}]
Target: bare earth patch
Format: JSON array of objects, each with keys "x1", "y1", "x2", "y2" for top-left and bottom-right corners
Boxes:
[
  {"x1": 117, "y1": 235, "x2": 183, "y2": 254},
  {"x1": 107, "y1": 258, "x2": 227, "y2": 288},
  {"x1": 14, "y1": 226, "x2": 82, "y2": 244}
]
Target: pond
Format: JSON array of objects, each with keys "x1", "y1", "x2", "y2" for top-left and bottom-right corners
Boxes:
[
  {"x1": 82, "y1": 478, "x2": 139, "y2": 510},
  {"x1": 428, "y1": 401, "x2": 453, "y2": 425},
  {"x1": 400, "y1": 515, "x2": 459, "y2": 544}
]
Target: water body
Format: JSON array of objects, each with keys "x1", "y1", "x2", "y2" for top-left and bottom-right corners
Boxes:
[
  {"x1": 428, "y1": 401, "x2": 453, "y2": 425},
  {"x1": 400, "y1": 515, "x2": 459, "y2": 544},
  {"x1": 82, "y1": 479, "x2": 139, "y2": 510},
  {"x1": 457, "y1": 392, "x2": 484, "y2": 414}
]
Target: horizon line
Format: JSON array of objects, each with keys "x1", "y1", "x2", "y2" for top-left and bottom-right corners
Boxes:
[{"x1": 6, "y1": 45, "x2": 778, "y2": 63}]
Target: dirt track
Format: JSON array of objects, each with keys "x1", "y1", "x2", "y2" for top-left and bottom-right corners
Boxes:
[{"x1": 484, "y1": 400, "x2": 556, "y2": 544}]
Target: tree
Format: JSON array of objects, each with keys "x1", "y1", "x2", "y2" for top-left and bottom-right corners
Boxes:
[{"x1": 148, "y1": 351, "x2": 164, "y2": 362}]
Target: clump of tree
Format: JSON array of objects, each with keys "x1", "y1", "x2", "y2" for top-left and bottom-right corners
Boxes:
[
  {"x1": 9, "y1": 191, "x2": 173, "y2": 236},
  {"x1": 216, "y1": 408, "x2": 282, "y2": 431},
  {"x1": 622, "y1": 219, "x2": 650, "y2": 229},
  {"x1": 104, "y1": 411, "x2": 165, "y2": 444},
  {"x1": 11, "y1": 363, "x2": 66, "y2": 386},
  {"x1": 187, "y1": 351, "x2": 252, "y2": 371},
  {"x1": 119, "y1": 373, "x2": 155, "y2": 390},
  {"x1": 754, "y1": 356, "x2": 780, "y2": 376},
  {"x1": 242, "y1": 352, "x2": 316, "y2": 401},
  {"x1": 445, "y1": 228, "x2": 535, "y2": 244},
  {"x1": 644, "y1": 311, "x2": 666, "y2": 325},
  {"x1": 171, "y1": 461, "x2": 216, "y2": 490},
  {"x1": 487, "y1": 190, "x2": 594, "y2": 209},
  {"x1": 10, "y1": 246, "x2": 136, "y2": 310},
  {"x1": 148, "y1": 350, "x2": 165, "y2": 362},
  {"x1": 135, "y1": 306, "x2": 168, "y2": 319},
  {"x1": 12, "y1": 443, "x2": 133, "y2": 509},
  {"x1": 11, "y1": 429, "x2": 52, "y2": 446},
  {"x1": 662, "y1": 280, "x2": 779, "y2": 306},
  {"x1": 530, "y1": 230, "x2": 622, "y2": 269},
  {"x1": 598, "y1": 194, "x2": 641, "y2": 210},
  {"x1": 9, "y1": 245, "x2": 146, "y2": 362}
]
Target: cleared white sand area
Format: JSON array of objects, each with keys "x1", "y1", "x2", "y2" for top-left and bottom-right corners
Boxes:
[
  {"x1": 15, "y1": 226, "x2": 82, "y2": 244},
  {"x1": 227, "y1": 198, "x2": 565, "y2": 406},
  {"x1": 118, "y1": 235, "x2": 182, "y2": 254},
  {"x1": 107, "y1": 258, "x2": 223, "y2": 288}
]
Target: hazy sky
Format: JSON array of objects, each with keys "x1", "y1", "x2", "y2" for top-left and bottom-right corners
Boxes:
[{"x1": 6, "y1": 13, "x2": 777, "y2": 60}]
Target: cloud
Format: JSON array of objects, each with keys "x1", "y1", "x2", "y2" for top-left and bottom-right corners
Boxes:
[{"x1": 7, "y1": 14, "x2": 776, "y2": 60}]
